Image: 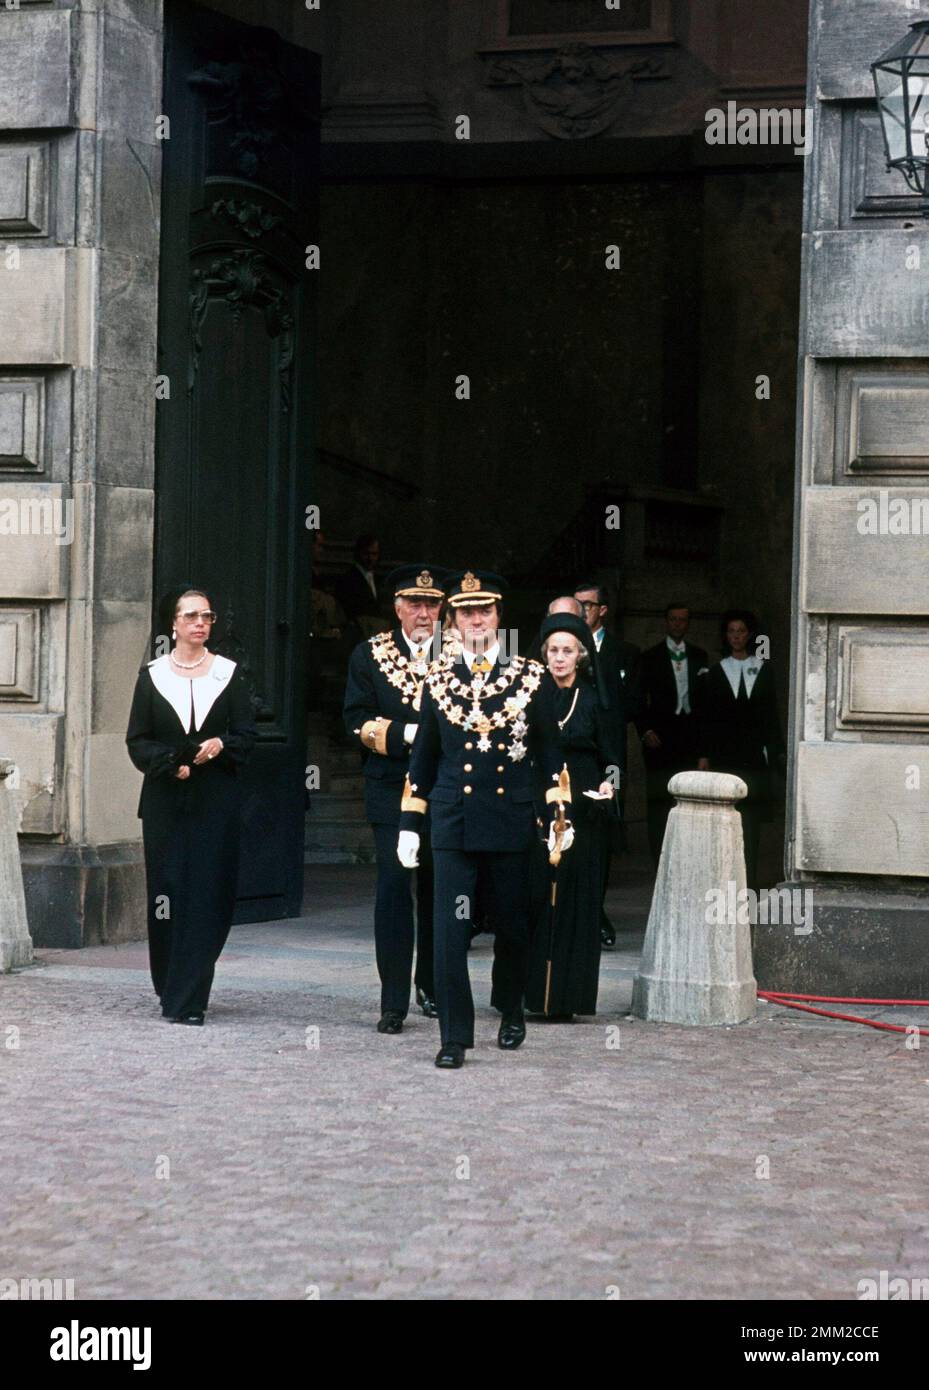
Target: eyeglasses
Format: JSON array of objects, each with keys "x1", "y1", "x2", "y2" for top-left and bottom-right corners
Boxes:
[
  {"x1": 177, "y1": 610, "x2": 217, "y2": 623},
  {"x1": 578, "y1": 601, "x2": 600, "y2": 611}
]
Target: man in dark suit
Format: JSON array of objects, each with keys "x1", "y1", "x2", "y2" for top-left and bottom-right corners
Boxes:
[
  {"x1": 636, "y1": 602, "x2": 708, "y2": 864},
  {"x1": 574, "y1": 581, "x2": 641, "y2": 947},
  {"x1": 397, "y1": 569, "x2": 568, "y2": 1069},
  {"x1": 336, "y1": 534, "x2": 383, "y2": 639},
  {"x1": 343, "y1": 564, "x2": 448, "y2": 1034}
]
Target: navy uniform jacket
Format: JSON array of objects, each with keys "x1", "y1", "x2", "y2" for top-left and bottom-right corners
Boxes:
[
  {"x1": 343, "y1": 628, "x2": 437, "y2": 827},
  {"x1": 398, "y1": 652, "x2": 568, "y2": 852}
]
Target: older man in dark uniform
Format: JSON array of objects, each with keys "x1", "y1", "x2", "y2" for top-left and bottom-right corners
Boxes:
[
  {"x1": 397, "y1": 570, "x2": 569, "y2": 1069},
  {"x1": 343, "y1": 565, "x2": 449, "y2": 1034}
]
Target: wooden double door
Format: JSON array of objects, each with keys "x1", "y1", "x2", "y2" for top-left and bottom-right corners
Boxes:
[{"x1": 156, "y1": 1, "x2": 319, "y2": 920}]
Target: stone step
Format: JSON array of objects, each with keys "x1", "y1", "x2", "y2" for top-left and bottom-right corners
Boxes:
[
  {"x1": 329, "y1": 748, "x2": 362, "y2": 770},
  {"x1": 329, "y1": 770, "x2": 364, "y2": 793},
  {"x1": 306, "y1": 792, "x2": 366, "y2": 818},
  {"x1": 304, "y1": 817, "x2": 374, "y2": 853},
  {"x1": 305, "y1": 839, "x2": 375, "y2": 861}
]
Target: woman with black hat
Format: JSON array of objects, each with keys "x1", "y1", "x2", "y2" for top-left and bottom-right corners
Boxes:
[
  {"x1": 525, "y1": 612, "x2": 622, "y2": 1021},
  {"x1": 125, "y1": 586, "x2": 257, "y2": 1024}
]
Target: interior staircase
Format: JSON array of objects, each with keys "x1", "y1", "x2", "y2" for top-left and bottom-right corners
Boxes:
[{"x1": 305, "y1": 712, "x2": 374, "y2": 864}]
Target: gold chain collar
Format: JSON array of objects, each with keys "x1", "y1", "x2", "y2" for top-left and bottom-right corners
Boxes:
[
  {"x1": 426, "y1": 655, "x2": 543, "y2": 757},
  {"x1": 369, "y1": 630, "x2": 459, "y2": 709}
]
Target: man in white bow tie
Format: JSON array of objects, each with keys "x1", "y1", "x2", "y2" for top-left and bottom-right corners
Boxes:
[{"x1": 637, "y1": 603, "x2": 708, "y2": 864}]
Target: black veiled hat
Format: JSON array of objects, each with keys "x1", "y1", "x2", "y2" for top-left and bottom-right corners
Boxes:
[{"x1": 539, "y1": 612, "x2": 596, "y2": 662}]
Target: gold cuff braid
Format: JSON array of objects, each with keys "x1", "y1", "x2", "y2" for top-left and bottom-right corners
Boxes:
[
  {"x1": 360, "y1": 719, "x2": 391, "y2": 756},
  {"x1": 401, "y1": 774, "x2": 428, "y2": 814}
]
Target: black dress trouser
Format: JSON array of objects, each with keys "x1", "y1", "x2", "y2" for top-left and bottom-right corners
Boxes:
[
  {"x1": 371, "y1": 823, "x2": 434, "y2": 1015},
  {"x1": 432, "y1": 848, "x2": 531, "y2": 1048}
]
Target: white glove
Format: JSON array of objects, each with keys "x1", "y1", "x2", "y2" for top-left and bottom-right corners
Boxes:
[
  {"x1": 403, "y1": 723, "x2": 418, "y2": 745},
  {"x1": 547, "y1": 820, "x2": 575, "y2": 854},
  {"x1": 397, "y1": 830, "x2": 420, "y2": 868}
]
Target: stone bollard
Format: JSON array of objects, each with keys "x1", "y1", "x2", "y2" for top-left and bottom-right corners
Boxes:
[
  {"x1": 632, "y1": 770, "x2": 756, "y2": 1026},
  {"x1": 0, "y1": 759, "x2": 34, "y2": 971}
]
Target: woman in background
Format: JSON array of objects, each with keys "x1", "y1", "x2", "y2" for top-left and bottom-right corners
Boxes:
[{"x1": 126, "y1": 587, "x2": 257, "y2": 1024}]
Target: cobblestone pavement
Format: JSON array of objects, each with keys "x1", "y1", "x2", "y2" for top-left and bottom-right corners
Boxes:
[{"x1": 2, "y1": 866, "x2": 928, "y2": 1301}]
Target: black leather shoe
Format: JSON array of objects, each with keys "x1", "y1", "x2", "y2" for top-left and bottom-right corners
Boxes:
[
  {"x1": 416, "y1": 988, "x2": 438, "y2": 1018},
  {"x1": 435, "y1": 1042, "x2": 465, "y2": 1068},
  {"x1": 498, "y1": 1011, "x2": 526, "y2": 1049},
  {"x1": 164, "y1": 1013, "x2": 205, "y2": 1026},
  {"x1": 377, "y1": 1010, "x2": 404, "y2": 1034},
  {"x1": 600, "y1": 924, "x2": 616, "y2": 948}
]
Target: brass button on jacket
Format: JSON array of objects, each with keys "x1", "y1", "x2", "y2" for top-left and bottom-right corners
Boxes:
[
  {"x1": 463, "y1": 763, "x2": 473, "y2": 772},
  {"x1": 496, "y1": 787, "x2": 504, "y2": 795},
  {"x1": 463, "y1": 785, "x2": 472, "y2": 794}
]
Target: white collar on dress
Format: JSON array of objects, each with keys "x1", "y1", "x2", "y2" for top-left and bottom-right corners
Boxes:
[
  {"x1": 720, "y1": 654, "x2": 761, "y2": 698},
  {"x1": 147, "y1": 653, "x2": 237, "y2": 733}
]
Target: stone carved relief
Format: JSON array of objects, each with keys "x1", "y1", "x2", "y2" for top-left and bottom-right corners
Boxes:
[
  {"x1": 210, "y1": 198, "x2": 284, "y2": 241},
  {"x1": 188, "y1": 249, "x2": 295, "y2": 409},
  {"x1": 486, "y1": 42, "x2": 669, "y2": 138}
]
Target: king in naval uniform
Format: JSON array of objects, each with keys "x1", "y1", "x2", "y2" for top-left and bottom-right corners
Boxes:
[
  {"x1": 397, "y1": 569, "x2": 571, "y2": 1069},
  {"x1": 343, "y1": 564, "x2": 453, "y2": 1034}
]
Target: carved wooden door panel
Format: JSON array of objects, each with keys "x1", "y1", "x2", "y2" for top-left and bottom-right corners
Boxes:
[{"x1": 156, "y1": 0, "x2": 318, "y2": 920}]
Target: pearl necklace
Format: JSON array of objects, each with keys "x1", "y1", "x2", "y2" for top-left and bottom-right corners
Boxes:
[{"x1": 170, "y1": 647, "x2": 209, "y2": 670}]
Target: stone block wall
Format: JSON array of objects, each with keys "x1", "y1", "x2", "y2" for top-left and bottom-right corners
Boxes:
[{"x1": 0, "y1": 0, "x2": 164, "y2": 945}]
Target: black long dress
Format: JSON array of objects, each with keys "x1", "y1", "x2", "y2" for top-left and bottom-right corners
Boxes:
[
  {"x1": 525, "y1": 676, "x2": 621, "y2": 1017},
  {"x1": 125, "y1": 653, "x2": 257, "y2": 1018},
  {"x1": 694, "y1": 659, "x2": 785, "y2": 890}
]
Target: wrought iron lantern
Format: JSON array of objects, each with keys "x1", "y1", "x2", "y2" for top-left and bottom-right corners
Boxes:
[{"x1": 872, "y1": 19, "x2": 929, "y2": 207}]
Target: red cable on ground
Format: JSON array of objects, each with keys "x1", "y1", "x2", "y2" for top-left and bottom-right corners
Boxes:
[{"x1": 758, "y1": 990, "x2": 929, "y2": 1037}]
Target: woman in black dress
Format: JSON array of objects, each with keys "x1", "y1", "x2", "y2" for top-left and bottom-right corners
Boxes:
[
  {"x1": 695, "y1": 608, "x2": 785, "y2": 891},
  {"x1": 526, "y1": 613, "x2": 621, "y2": 1021},
  {"x1": 125, "y1": 588, "x2": 257, "y2": 1024}
]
